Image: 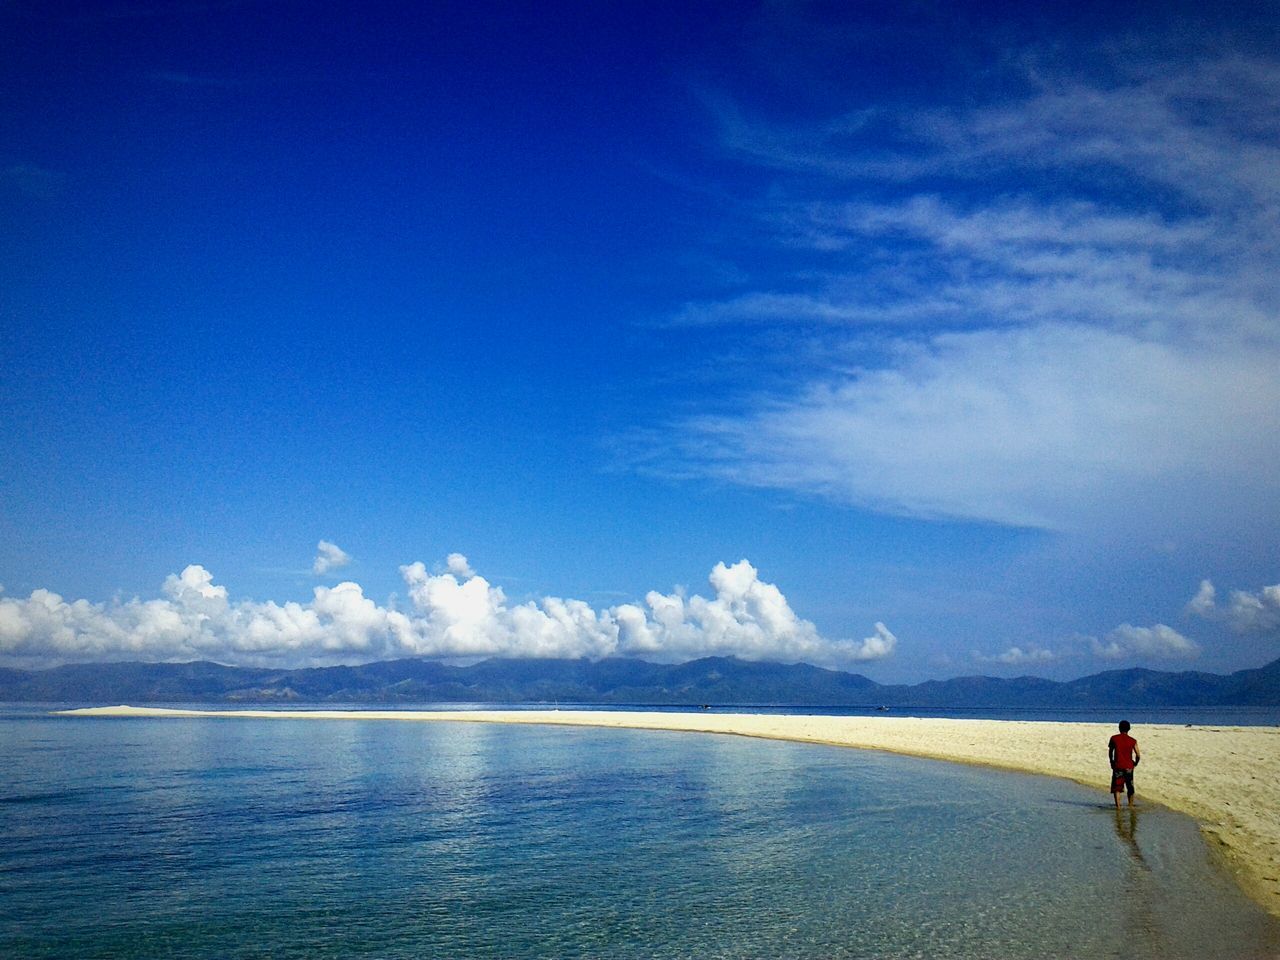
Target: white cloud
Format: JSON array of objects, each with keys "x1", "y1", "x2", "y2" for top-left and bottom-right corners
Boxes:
[
  {"x1": 976, "y1": 645, "x2": 1061, "y2": 666},
  {"x1": 1187, "y1": 579, "x2": 1217, "y2": 616},
  {"x1": 312, "y1": 540, "x2": 352, "y2": 576},
  {"x1": 445, "y1": 553, "x2": 475, "y2": 578},
  {"x1": 1090, "y1": 623, "x2": 1198, "y2": 661},
  {"x1": 1189, "y1": 578, "x2": 1280, "y2": 633},
  {"x1": 1226, "y1": 587, "x2": 1280, "y2": 633},
  {"x1": 613, "y1": 561, "x2": 896, "y2": 665},
  {"x1": 717, "y1": 56, "x2": 1280, "y2": 210},
  {"x1": 854, "y1": 622, "x2": 898, "y2": 661},
  {"x1": 658, "y1": 54, "x2": 1280, "y2": 537},
  {"x1": 0, "y1": 558, "x2": 896, "y2": 670},
  {"x1": 976, "y1": 622, "x2": 1199, "y2": 667},
  {"x1": 678, "y1": 324, "x2": 1280, "y2": 529}
]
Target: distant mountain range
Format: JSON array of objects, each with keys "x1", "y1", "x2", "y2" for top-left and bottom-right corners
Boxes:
[{"x1": 3, "y1": 655, "x2": 1279, "y2": 707}]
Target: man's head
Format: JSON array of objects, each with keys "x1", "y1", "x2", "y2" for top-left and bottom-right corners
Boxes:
[{"x1": 1119, "y1": 720, "x2": 1131, "y2": 733}]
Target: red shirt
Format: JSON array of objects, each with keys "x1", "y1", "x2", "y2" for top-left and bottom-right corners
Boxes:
[{"x1": 1109, "y1": 733, "x2": 1138, "y2": 769}]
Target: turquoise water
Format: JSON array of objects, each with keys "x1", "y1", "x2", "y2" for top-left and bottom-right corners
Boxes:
[{"x1": 3, "y1": 713, "x2": 1278, "y2": 959}]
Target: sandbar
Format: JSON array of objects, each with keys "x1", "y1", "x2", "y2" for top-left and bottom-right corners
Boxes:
[{"x1": 60, "y1": 705, "x2": 1280, "y2": 917}]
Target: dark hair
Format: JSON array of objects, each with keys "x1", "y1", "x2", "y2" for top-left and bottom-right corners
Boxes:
[{"x1": 1119, "y1": 720, "x2": 1131, "y2": 732}]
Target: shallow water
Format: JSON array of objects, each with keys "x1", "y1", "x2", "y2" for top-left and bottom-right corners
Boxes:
[{"x1": 3, "y1": 714, "x2": 1278, "y2": 959}]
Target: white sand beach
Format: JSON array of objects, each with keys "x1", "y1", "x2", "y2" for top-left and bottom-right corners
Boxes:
[{"x1": 61, "y1": 705, "x2": 1280, "y2": 918}]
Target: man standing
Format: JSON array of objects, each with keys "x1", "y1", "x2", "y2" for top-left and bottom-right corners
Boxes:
[{"x1": 1108, "y1": 720, "x2": 1141, "y2": 808}]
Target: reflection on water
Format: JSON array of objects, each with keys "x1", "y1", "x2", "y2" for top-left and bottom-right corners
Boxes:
[
  {"x1": 1114, "y1": 806, "x2": 1149, "y2": 868},
  {"x1": 1, "y1": 715, "x2": 1278, "y2": 960},
  {"x1": 1112, "y1": 807, "x2": 1169, "y2": 958}
]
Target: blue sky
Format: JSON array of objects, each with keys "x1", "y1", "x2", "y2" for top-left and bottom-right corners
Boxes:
[{"x1": 2, "y1": 0, "x2": 1278, "y2": 681}]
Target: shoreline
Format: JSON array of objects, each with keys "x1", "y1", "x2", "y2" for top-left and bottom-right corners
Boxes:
[{"x1": 60, "y1": 705, "x2": 1280, "y2": 919}]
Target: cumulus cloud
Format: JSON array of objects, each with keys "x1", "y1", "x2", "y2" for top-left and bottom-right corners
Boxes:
[
  {"x1": 1188, "y1": 579, "x2": 1280, "y2": 633},
  {"x1": 612, "y1": 564, "x2": 897, "y2": 665},
  {"x1": 0, "y1": 557, "x2": 896, "y2": 670},
  {"x1": 1090, "y1": 624, "x2": 1198, "y2": 661},
  {"x1": 854, "y1": 622, "x2": 898, "y2": 661},
  {"x1": 977, "y1": 622, "x2": 1198, "y2": 667},
  {"x1": 312, "y1": 540, "x2": 352, "y2": 576},
  {"x1": 1187, "y1": 579, "x2": 1217, "y2": 616},
  {"x1": 445, "y1": 553, "x2": 475, "y2": 578}
]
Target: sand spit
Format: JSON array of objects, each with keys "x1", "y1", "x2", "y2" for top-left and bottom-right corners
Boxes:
[{"x1": 60, "y1": 705, "x2": 1280, "y2": 917}]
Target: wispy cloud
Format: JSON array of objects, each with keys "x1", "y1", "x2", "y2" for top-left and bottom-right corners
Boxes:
[
  {"x1": 668, "y1": 322, "x2": 1279, "y2": 529},
  {"x1": 655, "y1": 53, "x2": 1280, "y2": 536},
  {"x1": 0, "y1": 557, "x2": 896, "y2": 670},
  {"x1": 714, "y1": 55, "x2": 1280, "y2": 207}
]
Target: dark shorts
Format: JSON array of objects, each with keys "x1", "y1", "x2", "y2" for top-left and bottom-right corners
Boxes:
[{"x1": 1111, "y1": 768, "x2": 1134, "y2": 795}]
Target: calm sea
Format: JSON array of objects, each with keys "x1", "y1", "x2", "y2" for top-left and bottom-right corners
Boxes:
[
  {"x1": 23, "y1": 702, "x2": 1280, "y2": 725},
  {"x1": 3, "y1": 708, "x2": 1278, "y2": 959}
]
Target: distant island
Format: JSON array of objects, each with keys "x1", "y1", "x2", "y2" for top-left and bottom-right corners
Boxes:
[{"x1": 3, "y1": 654, "x2": 1279, "y2": 707}]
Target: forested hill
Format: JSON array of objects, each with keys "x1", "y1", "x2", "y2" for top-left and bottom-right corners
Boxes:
[{"x1": 3, "y1": 655, "x2": 1279, "y2": 706}]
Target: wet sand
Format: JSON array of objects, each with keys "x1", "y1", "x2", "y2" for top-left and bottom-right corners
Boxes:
[{"x1": 61, "y1": 705, "x2": 1280, "y2": 917}]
